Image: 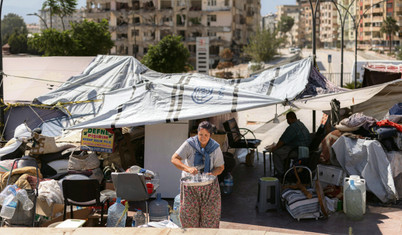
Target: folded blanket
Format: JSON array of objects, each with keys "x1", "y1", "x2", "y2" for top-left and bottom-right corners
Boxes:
[{"x1": 282, "y1": 188, "x2": 320, "y2": 218}]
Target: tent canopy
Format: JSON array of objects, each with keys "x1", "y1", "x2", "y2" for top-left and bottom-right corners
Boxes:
[{"x1": 31, "y1": 55, "x2": 347, "y2": 131}]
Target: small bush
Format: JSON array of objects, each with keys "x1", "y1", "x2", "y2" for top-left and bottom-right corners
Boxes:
[
  {"x1": 215, "y1": 71, "x2": 233, "y2": 79},
  {"x1": 249, "y1": 64, "x2": 262, "y2": 72},
  {"x1": 344, "y1": 81, "x2": 362, "y2": 89}
]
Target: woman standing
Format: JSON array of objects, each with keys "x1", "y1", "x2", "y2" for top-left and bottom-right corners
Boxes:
[{"x1": 171, "y1": 121, "x2": 224, "y2": 228}]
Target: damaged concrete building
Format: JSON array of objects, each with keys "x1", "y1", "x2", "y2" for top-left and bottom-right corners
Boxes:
[{"x1": 85, "y1": 0, "x2": 261, "y2": 67}]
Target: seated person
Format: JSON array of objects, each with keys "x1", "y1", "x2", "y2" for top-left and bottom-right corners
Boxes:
[{"x1": 266, "y1": 111, "x2": 311, "y2": 177}]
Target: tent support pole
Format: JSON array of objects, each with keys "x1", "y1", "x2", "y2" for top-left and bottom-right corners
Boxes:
[{"x1": 312, "y1": 110, "x2": 316, "y2": 133}]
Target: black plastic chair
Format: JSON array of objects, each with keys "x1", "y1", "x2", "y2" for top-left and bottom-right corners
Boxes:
[
  {"x1": 62, "y1": 179, "x2": 109, "y2": 225},
  {"x1": 223, "y1": 118, "x2": 261, "y2": 154}
]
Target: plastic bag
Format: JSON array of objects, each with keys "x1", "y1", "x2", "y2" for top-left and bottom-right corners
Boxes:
[{"x1": 68, "y1": 152, "x2": 100, "y2": 171}]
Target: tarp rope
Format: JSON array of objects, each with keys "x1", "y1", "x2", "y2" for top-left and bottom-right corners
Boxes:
[
  {"x1": 3, "y1": 73, "x2": 114, "y2": 90},
  {"x1": 28, "y1": 105, "x2": 45, "y2": 124}
]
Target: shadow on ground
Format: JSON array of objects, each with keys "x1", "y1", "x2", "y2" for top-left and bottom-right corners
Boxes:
[{"x1": 219, "y1": 152, "x2": 396, "y2": 235}]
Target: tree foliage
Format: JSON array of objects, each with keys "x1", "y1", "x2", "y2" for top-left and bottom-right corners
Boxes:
[
  {"x1": 42, "y1": 0, "x2": 60, "y2": 29},
  {"x1": 42, "y1": 0, "x2": 78, "y2": 30},
  {"x1": 380, "y1": 16, "x2": 399, "y2": 53},
  {"x1": 141, "y1": 35, "x2": 190, "y2": 73},
  {"x1": 59, "y1": 0, "x2": 78, "y2": 30},
  {"x1": 277, "y1": 15, "x2": 294, "y2": 34},
  {"x1": 243, "y1": 30, "x2": 282, "y2": 63},
  {"x1": 8, "y1": 32, "x2": 28, "y2": 54},
  {"x1": 216, "y1": 48, "x2": 234, "y2": 79},
  {"x1": 70, "y1": 19, "x2": 114, "y2": 55},
  {"x1": 1, "y1": 13, "x2": 27, "y2": 46},
  {"x1": 28, "y1": 29, "x2": 74, "y2": 56},
  {"x1": 28, "y1": 19, "x2": 113, "y2": 56}
]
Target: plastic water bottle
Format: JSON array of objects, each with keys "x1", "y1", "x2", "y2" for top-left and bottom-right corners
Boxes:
[
  {"x1": 223, "y1": 173, "x2": 234, "y2": 195},
  {"x1": 170, "y1": 193, "x2": 181, "y2": 227},
  {"x1": 107, "y1": 197, "x2": 127, "y2": 227},
  {"x1": 139, "y1": 168, "x2": 155, "y2": 178},
  {"x1": 132, "y1": 209, "x2": 146, "y2": 227},
  {"x1": 149, "y1": 193, "x2": 169, "y2": 222},
  {"x1": 345, "y1": 180, "x2": 364, "y2": 221},
  {"x1": 16, "y1": 189, "x2": 34, "y2": 211},
  {"x1": 0, "y1": 185, "x2": 18, "y2": 205},
  {"x1": 0, "y1": 194, "x2": 18, "y2": 219},
  {"x1": 173, "y1": 194, "x2": 180, "y2": 211}
]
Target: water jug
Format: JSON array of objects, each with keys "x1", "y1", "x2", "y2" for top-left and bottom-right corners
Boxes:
[
  {"x1": 344, "y1": 180, "x2": 364, "y2": 220},
  {"x1": 223, "y1": 173, "x2": 233, "y2": 194},
  {"x1": 107, "y1": 197, "x2": 127, "y2": 227},
  {"x1": 343, "y1": 175, "x2": 366, "y2": 214},
  {"x1": 149, "y1": 193, "x2": 169, "y2": 222}
]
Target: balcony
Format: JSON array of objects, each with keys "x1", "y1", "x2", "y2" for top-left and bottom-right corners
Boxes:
[
  {"x1": 204, "y1": 6, "x2": 231, "y2": 12},
  {"x1": 86, "y1": 9, "x2": 110, "y2": 19}
]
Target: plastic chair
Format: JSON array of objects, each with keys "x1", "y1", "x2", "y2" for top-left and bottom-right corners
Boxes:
[
  {"x1": 223, "y1": 118, "x2": 261, "y2": 158},
  {"x1": 111, "y1": 172, "x2": 153, "y2": 222},
  {"x1": 62, "y1": 179, "x2": 109, "y2": 225}
]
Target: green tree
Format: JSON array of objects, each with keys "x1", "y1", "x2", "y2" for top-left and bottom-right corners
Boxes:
[
  {"x1": 396, "y1": 46, "x2": 402, "y2": 60},
  {"x1": 28, "y1": 19, "x2": 113, "y2": 56},
  {"x1": 141, "y1": 35, "x2": 190, "y2": 73},
  {"x1": 42, "y1": 0, "x2": 60, "y2": 29},
  {"x1": 56, "y1": 0, "x2": 78, "y2": 30},
  {"x1": 8, "y1": 31, "x2": 28, "y2": 54},
  {"x1": 28, "y1": 29, "x2": 74, "y2": 56},
  {"x1": 1, "y1": 13, "x2": 27, "y2": 46},
  {"x1": 216, "y1": 48, "x2": 234, "y2": 79},
  {"x1": 277, "y1": 15, "x2": 294, "y2": 46},
  {"x1": 243, "y1": 30, "x2": 282, "y2": 63},
  {"x1": 380, "y1": 16, "x2": 399, "y2": 54},
  {"x1": 69, "y1": 19, "x2": 114, "y2": 55}
]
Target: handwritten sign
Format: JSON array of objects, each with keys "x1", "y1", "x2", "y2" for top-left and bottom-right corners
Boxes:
[{"x1": 81, "y1": 128, "x2": 115, "y2": 153}]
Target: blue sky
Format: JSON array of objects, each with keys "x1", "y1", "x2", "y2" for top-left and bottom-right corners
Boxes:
[{"x1": 3, "y1": 0, "x2": 297, "y2": 24}]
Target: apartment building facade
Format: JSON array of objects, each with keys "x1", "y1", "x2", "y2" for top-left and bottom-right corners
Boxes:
[
  {"x1": 357, "y1": 0, "x2": 401, "y2": 50},
  {"x1": 276, "y1": 5, "x2": 301, "y2": 47},
  {"x1": 86, "y1": 0, "x2": 260, "y2": 67},
  {"x1": 295, "y1": 0, "x2": 402, "y2": 51},
  {"x1": 319, "y1": 1, "x2": 338, "y2": 48},
  {"x1": 261, "y1": 13, "x2": 277, "y2": 32}
]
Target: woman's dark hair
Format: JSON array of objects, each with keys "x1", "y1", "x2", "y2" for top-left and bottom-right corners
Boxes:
[{"x1": 197, "y1": 121, "x2": 216, "y2": 134}]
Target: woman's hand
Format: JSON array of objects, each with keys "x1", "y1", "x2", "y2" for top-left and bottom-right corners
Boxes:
[{"x1": 186, "y1": 167, "x2": 198, "y2": 175}]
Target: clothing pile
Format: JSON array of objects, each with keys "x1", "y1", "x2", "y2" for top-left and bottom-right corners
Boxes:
[{"x1": 318, "y1": 103, "x2": 402, "y2": 203}]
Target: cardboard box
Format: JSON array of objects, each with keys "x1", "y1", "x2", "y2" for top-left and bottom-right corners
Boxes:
[
  {"x1": 36, "y1": 198, "x2": 64, "y2": 219},
  {"x1": 317, "y1": 164, "x2": 346, "y2": 186},
  {"x1": 41, "y1": 207, "x2": 94, "y2": 227}
]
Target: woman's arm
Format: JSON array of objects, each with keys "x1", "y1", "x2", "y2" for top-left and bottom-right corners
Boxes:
[
  {"x1": 171, "y1": 153, "x2": 198, "y2": 175},
  {"x1": 209, "y1": 165, "x2": 224, "y2": 176}
]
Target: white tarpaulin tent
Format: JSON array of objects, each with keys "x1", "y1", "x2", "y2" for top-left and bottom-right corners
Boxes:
[
  {"x1": 294, "y1": 79, "x2": 402, "y2": 119},
  {"x1": 33, "y1": 55, "x2": 333, "y2": 130}
]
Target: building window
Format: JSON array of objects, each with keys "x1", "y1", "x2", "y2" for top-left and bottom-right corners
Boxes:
[
  {"x1": 133, "y1": 17, "x2": 140, "y2": 24},
  {"x1": 143, "y1": 47, "x2": 148, "y2": 54},
  {"x1": 208, "y1": 0, "x2": 217, "y2": 6},
  {"x1": 225, "y1": 0, "x2": 229, "y2": 6},
  {"x1": 207, "y1": 31, "x2": 216, "y2": 36},
  {"x1": 176, "y1": 14, "x2": 186, "y2": 26},
  {"x1": 188, "y1": 45, "x2": 196, "y2": 53},
  {"x1": 132, "y1": 29, "x2": 139, "y2": 37},
  {"x1": 209, "y1": 45, "x2": 219, "y2": 55},
  {"x1": 208, "y1": 15, "x2": 217, "y2": 22}
]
